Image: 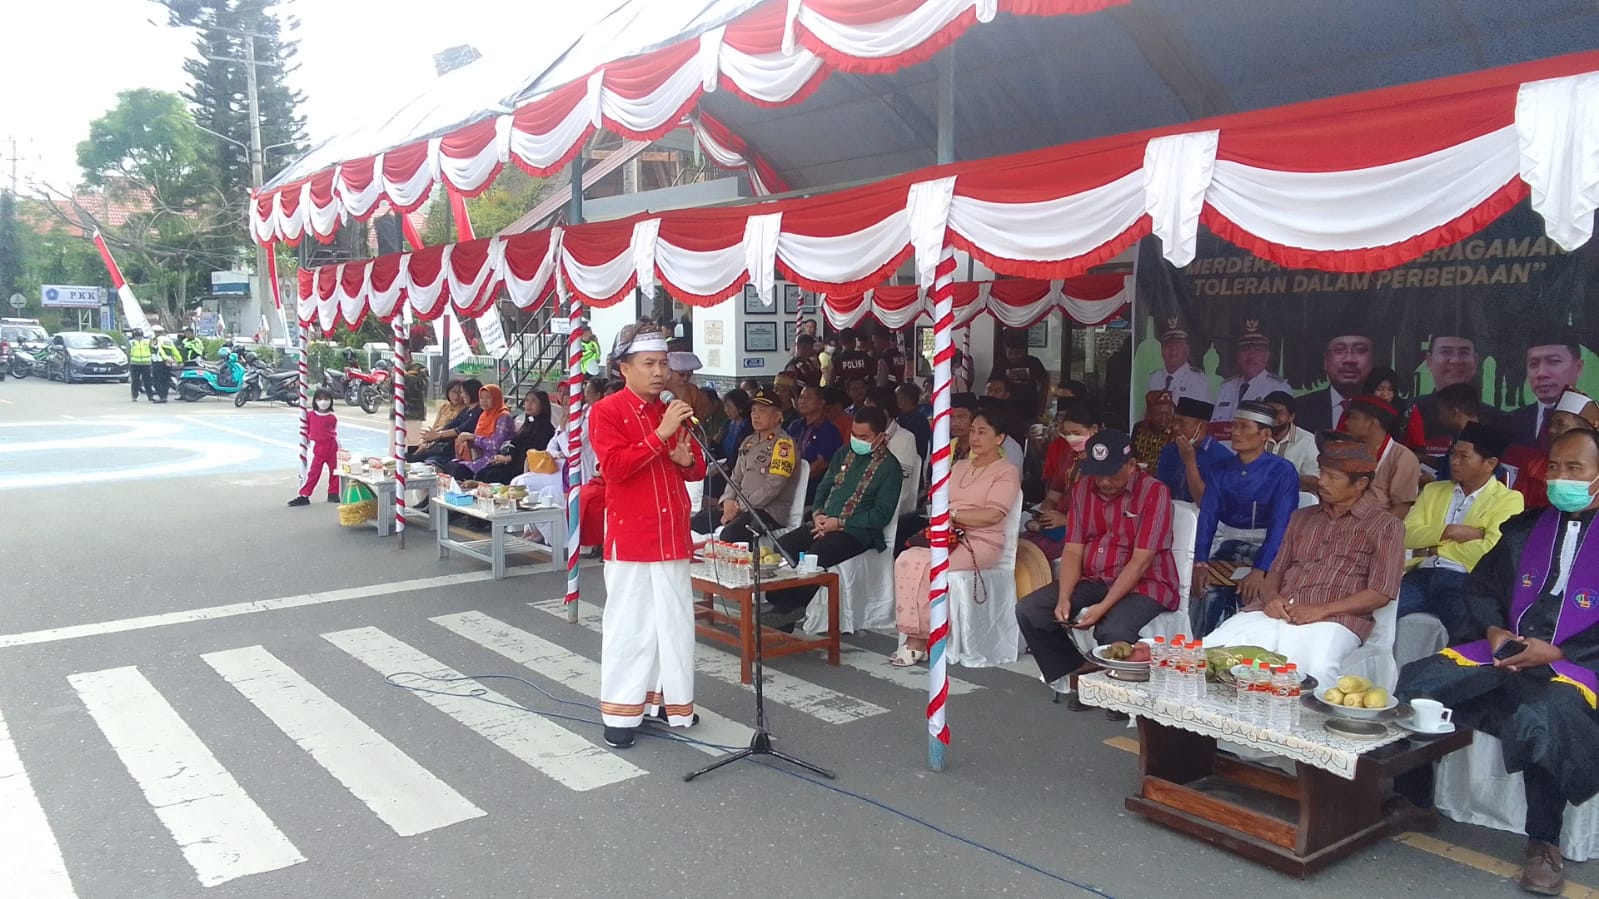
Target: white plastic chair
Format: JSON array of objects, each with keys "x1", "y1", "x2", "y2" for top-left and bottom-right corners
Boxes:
[
  {"x1": 711, "y1": 466, "x2": 808, "y2": 543},
  {"x1": 803, "y1": 473, "x2": 915, "y2": 634},
  {"x1": 1339, "y1": 596, "x2": 1399, "y2": 691},
  {"x1": 945, "y1": 493, "x2": 1025, "y2": 667},
  {"x1": 1437, "y1": 733, "x2": 1599, "y2": 861},
  {"x1": 1297, "y1": 491, "x2": 1319, "y2": 509},
  {"x1": 1069, "y1": 501, "x2": 1198, "y2": 661}
]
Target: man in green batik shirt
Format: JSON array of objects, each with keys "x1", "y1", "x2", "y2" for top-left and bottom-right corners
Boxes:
[{"x1": 761, "y1": 405, "x2": 906, "y2": 629}]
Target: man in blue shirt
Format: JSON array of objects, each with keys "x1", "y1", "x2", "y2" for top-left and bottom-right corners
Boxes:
[
  {"x1": 1190, "y1": 400, "x2": 1301, "y2": 634},
  {"x1": 1157, "y1": 397, "x2": 1231, "y2": 504},
  {"x1": 786, "y1": 385, "x2": 843, "y2": 502}
]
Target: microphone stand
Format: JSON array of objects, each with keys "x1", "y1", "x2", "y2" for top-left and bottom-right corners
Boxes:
[{"x1": 677, "y1": 422, "x2": 835, "y2": 782}]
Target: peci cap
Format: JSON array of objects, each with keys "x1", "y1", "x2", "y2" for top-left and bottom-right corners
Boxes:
[
  {"x1": 1263, "y1": 390, "x2": 1297, "y2": 414},
  {"x1": 1456, "y1": 421, "x2": 1509, "y2": 459},
  {"x1": 1078, "y1": 430, "x2": 1135, "y2": 476},
  {"x1": 1175, "y1": 397, "x2": 1215, "y2": 420}
]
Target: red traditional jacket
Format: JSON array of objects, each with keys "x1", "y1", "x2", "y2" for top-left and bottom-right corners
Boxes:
[{"x1": 588, "y1": 387, "x2": 707, "y2": 562}]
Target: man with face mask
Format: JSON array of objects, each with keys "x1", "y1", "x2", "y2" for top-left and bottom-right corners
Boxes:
[
  {"x1": 587, "y1": 321, "x2": 707, "y2": 748},
  {"x1": 761, "y1": 407, "x2": 907, "y2": 629},
  {"x1": 1396, "y1": 429, "x2": 1599, "y2": 896},
  {"x1": 1190, "y1": 401, "x2": 1302, "y2": 634},
  {"x1": 1156, "y1": 397, "x2": 1231, "y2": 504},
  {"x1": 1262, "y1": 391, "x2": 1320, "y2": 492}
]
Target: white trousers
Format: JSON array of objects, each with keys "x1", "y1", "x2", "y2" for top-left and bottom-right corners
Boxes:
[
  {"x1": 1204, "y1": 611, "x2": 1361, "y2": 688},
  {"x1": 600, "y1": 559, "x2": 695, "y2": 728}
]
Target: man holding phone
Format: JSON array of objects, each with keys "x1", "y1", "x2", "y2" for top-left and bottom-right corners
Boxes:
[{"x1": 1396, "y1": 429, "x2": 1599, "y2": 896}]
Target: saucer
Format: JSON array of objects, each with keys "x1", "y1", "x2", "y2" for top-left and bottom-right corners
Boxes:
[{"x1": 1396, "y1": 718, "x2": 1456, "y2": 737}]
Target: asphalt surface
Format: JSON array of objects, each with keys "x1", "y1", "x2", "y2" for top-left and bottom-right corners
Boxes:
[{"x1": 0, "y1": 376, "x2": 1589, "y2": 898}]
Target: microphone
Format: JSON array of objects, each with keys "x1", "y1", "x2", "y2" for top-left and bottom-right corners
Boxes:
[{"x1": 659, "y1": 389, "x2": 701, "y2": 425}]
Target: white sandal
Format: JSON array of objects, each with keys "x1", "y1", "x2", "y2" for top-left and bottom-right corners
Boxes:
[{"x1": 888, "y1": 647, "x2": 927, "y2": 668}]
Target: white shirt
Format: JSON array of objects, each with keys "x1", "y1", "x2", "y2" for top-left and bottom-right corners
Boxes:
[
  {"x1": 1146, "y1": 365, "x2": 1212, "y2": 405},
  {"x1": 1421, "y1": 481, "x2": 1487, "y2": 573},
  {"x1": 883, "y1": 422, "x2": 922, "y2": 515},
  {"x1": 1269, "y1": 424, "x2": 1320, "y2": 479},
  {"x1": 1002, "y1": 436, "x2": 1025, "y2": 483},
  {"x1": 1212, "y1": 370, "x2": 1292, "y2": 424}
]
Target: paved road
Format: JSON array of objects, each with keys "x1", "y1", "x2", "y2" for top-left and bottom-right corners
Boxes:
[{"x1": 0, "y1": 376, "x2": 1590, "y2": 898}]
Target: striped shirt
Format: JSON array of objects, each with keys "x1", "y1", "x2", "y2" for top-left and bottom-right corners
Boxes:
[
  {"x1": 1063, "y1": 469, "x2": 1181, "y2": 610},
  {"x1": 588, "y1": 387, "x2": 706, "y2": 563},
  {"x1": 1245, "y1": 492, "x2": 1405, "y2": 642}
]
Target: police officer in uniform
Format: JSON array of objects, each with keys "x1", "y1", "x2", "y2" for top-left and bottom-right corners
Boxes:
[
  {"x1": 151, "y1": 327, "x2": 181, "y2": 403},
  {"x1": 127, "y1": 329, "x2": 155, "y2": 402},
  {"x1": 690, "y1": 386, "x2": 801, "y2": 546},
  {"x1": 1145, "y1": 318, "x2": 1211, "y2": 405},
  {"x1": 180, "y1": 328, "x2": 204, "y2": 363}
]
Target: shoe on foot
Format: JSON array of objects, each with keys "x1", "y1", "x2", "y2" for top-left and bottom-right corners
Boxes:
[
  {"x1": 326, "y1": 494, "x2": 339, "y2": 503},
  {"x1": 287, "y1": 496, "x2": 310, "y2": 507},
  {"x1": 603, "y1": 726, "x2": 636, "y2": 748},
  {"x1": 1064, "y1": 692, "x2": 1094, "y2": 712},
  {"x1": 1520, "y1": 840, "x2": 1565, "y2": 895},
  {"x1": 648, "y1": 708, "x2": 700, "y2": 727},
  {"x1": 763, "y1": 603, "x2": 808, "y2": 629},
  {"x1": 1104, "y1": 709, "x2": 1130, "y2": 722}
]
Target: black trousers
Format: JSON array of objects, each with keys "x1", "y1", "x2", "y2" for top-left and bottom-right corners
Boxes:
[
  {"x1": 894, "y1": 512, "x2": 927, "y2": 558},
  {"x1": 130, "y1": 364, "x2": 154, "y2": 399},
  {"x1": 1015, "y1": 580, "x2": 1167, "y2": 683},
  {"x1": 690, "y1": 507, "x2": 782, "y2": 548},
  {"x1": 406, "y1": 442, "x2": 452, "y2": 465},
  {"x1": 151, "y1": 362, "x2": 170, "y2": 399},
  {"x1": 763, "y1": 529, "x2": 869, "y2": 612},
  {"x1": 1395, "y1": 654, "x2": 1599, "y2": 843}
]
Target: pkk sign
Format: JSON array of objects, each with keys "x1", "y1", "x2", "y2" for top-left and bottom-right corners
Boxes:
[{"x1": 1132, "y1": 200, "x2": 1599, "y2": 449}]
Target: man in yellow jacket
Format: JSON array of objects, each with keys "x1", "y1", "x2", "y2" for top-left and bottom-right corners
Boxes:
[{"x1": 1401, "y1": 421, "x2": 1524, "y2": 640}]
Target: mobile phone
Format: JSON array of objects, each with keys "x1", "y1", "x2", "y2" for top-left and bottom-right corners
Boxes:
[
  {"x1": 1493, "y1": 640, "x2": 1528, "y2": 661},
  {"x1": 1228, "y1": 566, "x2": 1254, "y2": 581}
]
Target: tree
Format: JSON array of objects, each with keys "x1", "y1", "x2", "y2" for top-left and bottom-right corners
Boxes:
[
  {"x1": 160, "y1": 0, "x2": 306, "y2": 197},
  {"x1": 0, "y1": 191, "x2": 20, "y2": 301}
]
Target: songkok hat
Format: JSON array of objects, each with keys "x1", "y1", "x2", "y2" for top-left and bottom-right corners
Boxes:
[
  {"x1": 1175, "y1": 397, "x2": 1214, "y2": 420},
  {"x1": 1556, "y1": 389, "x2": 1597, "y2": 417},
  {"x1": 1158, "y1": 318, "x2": 1189, "y2": 343},
  {"x1": 1234, "y1": 401, "x2": 1278, "y2": 428},
  {"x1": 1348, "y1": 394, "x2": 1398, "y2": 428},
  {"x1": 1263, "y1": 390, "x2": 1297, "y2": 414},
  {"x1": 750, "y1": 386, "x2": 781, "y2": 407},
  {"x1": 667, "y1": 351, "x2": 703, "y2": 373},
  {"x1": 1237, "y1": 320, "x2": 1270, "y2": 348},
  {"x1": 1078, "y1": 430, "x2": 1134, "y2": 476},
  {"x1": 1317, "y1": 439, "x2": 1378, "y2": 474},
  {"x1": 1144, "y1": 390, "x2": 1175, "y2": 409},
  {"x1": 1457, "y1": 421, "x2": 1509, "y2": 460}
]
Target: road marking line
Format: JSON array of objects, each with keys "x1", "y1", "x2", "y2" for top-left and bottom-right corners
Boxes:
[
  {"x1": 0, "y1": 568, "x2": 550, "y2": 649},
  {"x1": 181, "y1": 415, "x2": 302, "y2": 450},
  {"x1": 431, "y1": 611, "x2": 754, "y2": 755},
  {"x1": 1394, "y1": 832, "x2": 1599, "y2": 897},
  {"x1": 68, "y1": 666, "x2": 305, "y2": 887},
  {"x1": 534, "y1": 599, "x2": 888, "y2": 725},
  {"x1": 1103, "y1": 736, "x2": 1140, "y2": 754},
  {"x1": 0, "y1": 706, "x2": 77, "y2": 898},
  {"x1": 202, "y1": 645, "x2": 484, "y2": 836},
  {"x1": 836, "y1": 645, "x2": 982, "y2": 695},
  {"x1": 323, "y1": 627, "x2": 643, "y2": 792}
]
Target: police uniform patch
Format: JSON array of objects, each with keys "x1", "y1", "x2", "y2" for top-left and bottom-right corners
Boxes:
[{"x1": 769, "y1": 437, "x2": 796, "y2": 477}]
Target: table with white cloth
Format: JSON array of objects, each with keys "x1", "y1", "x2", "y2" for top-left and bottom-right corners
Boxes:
[
  {"x1": 435, "y1": 497, "x2": 565, "y2": 580},
  {"x1": 338, "y1": 467, "x2": 438, "y2": 537},
  {"x1": 690, "y1": 562, "x2": 840, "y2": 685},
  {"x1": 1078, "y1": 672, "x2": 1471, "y2": 876}
]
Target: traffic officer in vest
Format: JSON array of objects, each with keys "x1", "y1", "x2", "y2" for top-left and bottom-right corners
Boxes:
[
  {"x1": 690, "y1": 386, "x2": 801, "y2": 547},
  {"x1": 152, "y1": 327, "x2": 181, "y2": 403},
  {"x1": 179, "y1": 327, "x2": 204, "y2": 362},
  {"x1": 127, "y1": 328, "x2": 156, "y2": 402}
]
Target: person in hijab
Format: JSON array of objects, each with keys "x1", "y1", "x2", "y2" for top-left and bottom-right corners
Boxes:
[
  {"x1": 461, "y1": 390, "x2": 554, "y2": 486},
  {"x1": 450, "y1": 384, "x2": 515, "y2": 479}
]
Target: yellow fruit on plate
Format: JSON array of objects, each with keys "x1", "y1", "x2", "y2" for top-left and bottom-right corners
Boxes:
[
  {"x1": 1363, "y1": 688, "x2": 1390, "y2": 709},
  {"x1": 1336, "y1": 675, "x2": 1371, "y2": 694},
  {"x1": 1343, "y1": 692, "x2": 1366, "y2": 708},
  {"x1": 1323, "y1": 688, "x2": 1345, "y2": 705}
]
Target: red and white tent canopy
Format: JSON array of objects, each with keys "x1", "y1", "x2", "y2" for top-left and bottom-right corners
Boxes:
[{"x1": 296, "y1": 53, "x2": 1599, "y2": 329}]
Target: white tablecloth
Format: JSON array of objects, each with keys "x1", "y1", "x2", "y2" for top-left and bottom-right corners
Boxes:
[{"x1": 1078, "y1": 672, "x2": 1410, "y2": 781}]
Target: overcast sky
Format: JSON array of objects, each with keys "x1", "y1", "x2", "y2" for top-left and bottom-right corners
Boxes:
[{"x1": 1, "y1": 0, "x2": 603, "y2": 192}]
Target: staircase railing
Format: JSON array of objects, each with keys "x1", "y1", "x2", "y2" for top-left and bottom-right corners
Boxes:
[{"x1": 498, "y1": 300, "x2": 568, "y2": 401}]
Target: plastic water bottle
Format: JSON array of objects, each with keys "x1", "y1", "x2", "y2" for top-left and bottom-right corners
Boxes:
[
  {"x1": 1233, "y1": 661, "x2": 1253, "y2": 720},
  {"x1": 1170, "y1": 637, "x2": 1191, "y2": 703},
  {"x1": 1239, "y1": 660, "x2": 1264, "y2": 725},
  {"x1": 1191, "y1": 639, "x2": 1207, "y2": 705},
  {"x1": 1252, "y1": 660, "x2": 1275, "y2": 726},
  {"x1": 1149, "y1": 636, "x2": 1169, "y2": 700},
  {"x1": 1281, "y1": 663, "x2": 1303, "y2": 730}
]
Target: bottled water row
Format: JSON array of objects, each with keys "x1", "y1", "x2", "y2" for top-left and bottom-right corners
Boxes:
[{"x1": 1147, "y1": 637, "x2": 1301, "y2": 730}]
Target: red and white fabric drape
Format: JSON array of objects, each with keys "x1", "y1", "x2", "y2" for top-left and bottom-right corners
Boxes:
[
  {"x1": 821, "y1": 275, "x2": 1130, "y2": 330},
  {"x1": 252, "y1": 0, "x2": 1127, "y2": 246}
]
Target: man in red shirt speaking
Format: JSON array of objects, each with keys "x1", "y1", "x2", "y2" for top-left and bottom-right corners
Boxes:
[{"x1": 588, "y1": 321, "x2": 707, "y2": 748}]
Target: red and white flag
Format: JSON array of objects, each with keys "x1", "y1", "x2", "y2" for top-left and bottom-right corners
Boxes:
[{"x1": 92, "y1": 231, "x2": 151, "y2": 335}]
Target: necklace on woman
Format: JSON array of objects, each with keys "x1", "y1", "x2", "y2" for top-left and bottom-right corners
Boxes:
[{"x1": 960, "y1": 454, "x2": 997, "y2": 488}]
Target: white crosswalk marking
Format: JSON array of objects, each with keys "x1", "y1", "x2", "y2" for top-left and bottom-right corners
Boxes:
[
  {"x1": 533, "y1": 600, "x2": 888, "y2": 725},
  {"x1": 323, "y1": 626, "x2": 644, "y2": 791},
  {"x1": 202, "y1": 645, "x2": 485, "y2": 836},
  {"x1": 836, "y1": 646, "x2": 982, "y2": 695},
  {"x1": 431, "y1": 611, "x2": 754, "y2": 755},
  {"x1": 0, "y1": 705, "x2": 77, "y2": 898},
  {"x1": 68, "y1": 666, "x2": 306, "y2": 887}
]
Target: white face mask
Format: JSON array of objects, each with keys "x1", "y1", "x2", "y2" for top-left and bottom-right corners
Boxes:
[{"x1": 315, "y1": 399, "x2": 333, "y2": 411}]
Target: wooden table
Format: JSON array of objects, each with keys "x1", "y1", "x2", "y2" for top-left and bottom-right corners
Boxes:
[
  {"x1": 690, "y1": 564, "x2": 840, "y2": 685},
  {"x1": 1079, "y1": 673, "x2": 1472, "y2": 877}
]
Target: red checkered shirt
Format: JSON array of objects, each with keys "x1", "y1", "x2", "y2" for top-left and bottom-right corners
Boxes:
[
  {"x1": 1063, "y1": 469, "x2": 1181, "y2": 610},
  {"x1": 589, "y1": 387, "x2": 707, "y2": 562}
]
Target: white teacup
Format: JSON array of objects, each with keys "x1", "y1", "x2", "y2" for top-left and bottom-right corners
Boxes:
[{"x1": 1411, "y1": 698, "x2": 1453, "y2": 731}]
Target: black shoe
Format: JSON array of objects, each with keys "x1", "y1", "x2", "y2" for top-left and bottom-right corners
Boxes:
[
  {"x1": 287, "y1": 496, "x2": 310, "y2": 507},
  {"x1": 1064, "y1": 692, "x2": 1093, "y2": 712},
  {"x1": 647, "y1": 708, "x2": 700, "y2": 727},
  {"x1": 327, "y1": 494, "x2": 339, "y2": 503},
  {"x1": 603, "y1": 726, "x2": 636, "y2": 748},
  {"x1": 763, "y1": 603, "x2": 809, "y2": 630},
  {"x1": 1104, "y1": 709, "x2": 1130, "y2": 722}
]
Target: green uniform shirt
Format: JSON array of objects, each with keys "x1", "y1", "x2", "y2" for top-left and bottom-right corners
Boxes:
[{"x1": 811, "y1": 447, "x2": 905, "y2": 551}]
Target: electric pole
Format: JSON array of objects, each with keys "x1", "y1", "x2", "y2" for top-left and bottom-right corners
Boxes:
[{"x1": 243, "y1": 33, "x2": 273, "y2": 342}]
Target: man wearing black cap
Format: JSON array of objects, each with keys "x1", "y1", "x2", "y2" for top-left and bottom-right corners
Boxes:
[
  {"x1": 1015, "y1": 430, "x2": 1181, "y2": 710},
  {"x1": 1156, "y1": 396, "x2": 1232, "y2": 504},
  {"x1": 1344, "y1": 393, "x2": 1422, "y2": 518},
  {"x1": 1144, "y1": 318, "x2": 1211, "y2": 405},
  {"x1": 1399, "y1": 422, "x2": 1524, "y2": 641},
  {"x1": 1263, "y1": 390, "x2": 1321, "y2": 492},
  {"x1": 692, "y1": 387, "x2": 802, "y2": 547}
]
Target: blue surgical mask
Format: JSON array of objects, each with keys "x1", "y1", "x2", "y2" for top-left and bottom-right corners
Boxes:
[
  {"x1": 849, "y1": 437, "x2": 873, "y2": 456},
  {"x1": 1547, "y1": 476, "x2": 1599, "y2": 513}
]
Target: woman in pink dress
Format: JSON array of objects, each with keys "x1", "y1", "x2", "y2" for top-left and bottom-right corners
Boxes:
[{"x1": 889, "y1": 409, "x2": 1021, "y2": 666}]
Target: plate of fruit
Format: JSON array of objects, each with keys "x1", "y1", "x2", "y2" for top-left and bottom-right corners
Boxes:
[
  {"x1": 1090, "y1": 641, "x2": 1152, "y2": 672},
  {"x1": 1313, "y1": 676, "x2": 1400, "y2": 720}
]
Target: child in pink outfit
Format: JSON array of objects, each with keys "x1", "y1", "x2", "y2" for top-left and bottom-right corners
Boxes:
[{"x1": 289, "y1": 387, "x2": 340, "y2": 506}]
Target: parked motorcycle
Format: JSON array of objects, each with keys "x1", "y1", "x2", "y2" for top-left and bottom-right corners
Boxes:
[
  {"x1": 236, "y1": 354, "x2": 302, "y2": 407},
  {"x1": 345, "y1": 365, "x2": 391, "y2": 414},
  {"x1": 8, "y1": 345, "x2": 48, "y2": 379},
  {"x1": 321, "y1": 349, "x2": 364, "y2": 406},
  {"x1": 175, "y1": 349, "x2": 247, "y2": 402}
]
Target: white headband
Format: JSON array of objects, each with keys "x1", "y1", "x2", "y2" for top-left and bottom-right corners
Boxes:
[
  {"x1": 620, "y1": 334, "x2": 669, "y2": 355},
  {"x1": 1557, "y1": 390, "x2": 1595, "y2": 416},
  {"x1": 1233, "y1": 408, "x2": 1276, "y2": 427}
]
